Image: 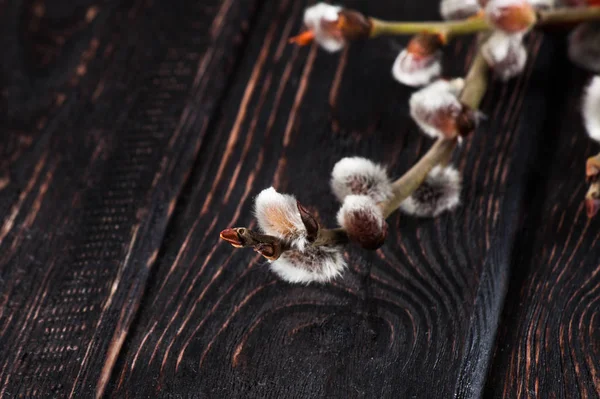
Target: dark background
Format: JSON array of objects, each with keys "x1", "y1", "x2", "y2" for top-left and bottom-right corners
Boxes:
[{"x1": 0, "y1": 0, "x2": 598, "y2": 397}]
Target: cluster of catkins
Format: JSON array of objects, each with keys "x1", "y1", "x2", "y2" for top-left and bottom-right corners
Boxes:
[
  {"x1": 299, "y1": 1, "x2": 599, "y2": 85},
  {"x1": 223, "y1": 0, "x2": 600, "y2": 283},
  {"x1": 250, "y1": 157, "x2": 460, "y2": 284}
]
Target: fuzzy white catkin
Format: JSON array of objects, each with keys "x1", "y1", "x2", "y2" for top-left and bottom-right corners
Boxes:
[
  {"x1": 254, "y1": 187, "x2": 308, "y2": 250},
  {"x1": 440, "y1": 0, "x2": 481, "y2": 20},
  {"x1": 392, "y1": 49, "x2": 442, "y2": 87},
  {"x1": 303, "y1": 3, "x2": 344, "y2": 52},
  {"x1": 481, "y1": 31, "x2": 527, "y2": 80},
  {"x1": 331, "y1": 157, "x2": 393, "y2": 203},
  {"x1": 409, "y1": 79, "x2": 465, "y2": 138},
  {"x1": 400, "y1": 165, "x2": 461, "y2": 217},
  {"x1": 337, "y1": 195, "x2": 386, "y2": 249},
  {"x1": 269, "y1": 246, "x2": 346, "y2": 284},
  {"x1": 337, "y1": 195, "x2": 384, "y2": 228},
  {"x1": 583, "y1": 76, "x2": 600, "y2": 143}
]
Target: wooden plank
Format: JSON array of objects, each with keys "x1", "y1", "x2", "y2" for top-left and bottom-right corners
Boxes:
[
  {"x1": 107, "y1": 1, "x2": 566, "y2": 397},
  {"x1": 0, "y1": 0, "x2": 260, "y2": 397},
  {"x1": 484, "y1": 54, "x2": 600, "y2": 398}
]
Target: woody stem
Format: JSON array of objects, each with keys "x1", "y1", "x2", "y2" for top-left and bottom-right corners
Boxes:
[
  {"x1": 380, "y1": 50, "x2": 489, "y2": 218},
  {"x1": 370, "y1": 16, "x2": 490, "y2": 39},
  {"x1": 369, "y1": 6, "x2": 600, "y2": 39}
]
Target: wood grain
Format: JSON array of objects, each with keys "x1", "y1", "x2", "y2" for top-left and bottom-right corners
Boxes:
[
  {"x1": 0, "y1": 0, "x2": 260, "y2": 397},
  {"x1": 484, "y1": 48, "x2": 600, "y2": 398},
  {"x1": 104, "y1": 1, "x2": 568, "y2": 398}
]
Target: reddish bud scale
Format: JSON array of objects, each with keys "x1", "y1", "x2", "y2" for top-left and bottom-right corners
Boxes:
[
  {"x1": 220, "y1": 228, "x2": 244, "y2": 247},
  {"x1": 456, "y1": 105, "x2": 479, "y2": 137},
  {"x1": 297, "y1": 202, "x2": 319, "y2": 242},
  {"x1": 407, "y1": 34, "x2": 445, "y2": 59},
  {"x1": 289, "y1": 30, "x2": 315, "y2": 46},
  {"x1": 335, "y1": 9, "x2": 372, "y2": 40},
  {"x1": 420, "y1": 104, "x2": 464, "y2": 139},
  {"x1": 254, "y1": 243, "x2": 278, "y2": 260},
  {"x1": 486, "y1": 0, "x2": 537, "y2": 34}
]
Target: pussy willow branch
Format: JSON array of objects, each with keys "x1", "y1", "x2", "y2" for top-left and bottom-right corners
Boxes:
[
  {"x1": 381, "y1": 51, "x2": 489, "y2": 217},
  {"x1": 369, "y1": 6, "x2": 600, "y2": 39},
  {"x1": 370, "y1": 15, "x2": 489, "y2": 40},
  {"x1": 223, "y1": 46, "x2": 490, "y2": 256}
]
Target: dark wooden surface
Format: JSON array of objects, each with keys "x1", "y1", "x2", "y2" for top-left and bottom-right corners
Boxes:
[
  {"x1": 0, "y1": 0, "x2": 597, "y2": 398},
  {"x1": 484, "y1": 64, "x2": 600, "y2": 398}
]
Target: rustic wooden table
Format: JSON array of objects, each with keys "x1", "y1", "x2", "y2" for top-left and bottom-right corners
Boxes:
[{"x1": 0, "y1": 0, "x2": 599, "y2": 397}]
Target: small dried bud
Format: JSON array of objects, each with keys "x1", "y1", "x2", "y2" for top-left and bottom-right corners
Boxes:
[
  {"x1": 583, "y1": 76, "x2": 600, "y2": 143},
  {"x1": 569, "y1": 23, "x2": 600, "y2": 74},
  {"x1": 220, "y1": 228, "x2": 244, "y2": 248},
  {"x1": 289, "y1": 3, "x2": 371, "y2": 52},
  {"x1": 440, "y1": 0, "x2": 482, "y2": 20},
  {"x1": 410, "y1": 78, "x2": 472, "y2": 139},
  {"x1": 392, "y1": 34, "x2": 444, "y2": 87},
  {"x1": 253, "y1": 243, "x2": 283, "y2": 261},
  {"x1": 269, "y1": 246, "x2": 346, "y2": 284},
  {"x1": 481, "y1": 31, "x2": 527, "y2": 80},
  {"x1": 456, "y1": 106, "x2": 480, "y2": 137},
  {"x1": 400, "y1": 165, "x2": 462, "y2": 217},
  {"x1": 254, "y1": 187, "x2": 309, "y2": 250},
  {"x1": 485, "y1": 0, "x2": 537, "y2": 34},
  {"x1": 331, "y1": 157, "x2": 393, "y2": 203},
  {"x1": 337, "y1": 195, "x2": 387, "y2": 250}
]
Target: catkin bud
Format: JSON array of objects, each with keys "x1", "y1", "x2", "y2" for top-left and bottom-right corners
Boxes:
[
  {"x1": 392, "y1": 34, "x2": 444, "y2": 87},
  {"x1": 481, "y1": 31, "x2": 528, "y2": 80},
  {"x1": 331, "y1": 157, "x2": 393, "y2": 203},
  {"x1": 254, "y1": 187, "x2": 310, "y2": 250},
  {"x1": 400, "y1": 166, "x2": 462, "y2": 217},
  {"x1": 289, "y1": 3, "x2": 371, "y2": 52},
  {"x1": 410, "y1": 78, "x2": 479, "y2": 139},
  {"x1": 337, "y1": 195, "x2": 387, "y2": 250}
]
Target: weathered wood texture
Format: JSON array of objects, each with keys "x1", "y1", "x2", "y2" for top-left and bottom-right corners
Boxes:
[
  {"x1": 104, "y1": 1, "x2": 566, "y2": 398},
  {"x1": 0, "y1": 0, "x2": 260, "y2": 397},
  {"x1": 484, "y1": 58, "x2": 600, "y2": 398},
  {"x1": 1, "y1": 0, "x2": 596, "y2": 397}
]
